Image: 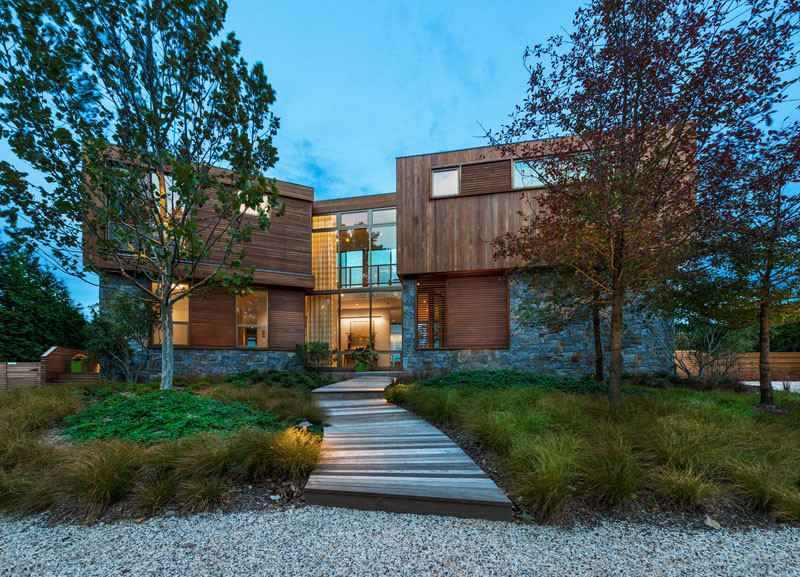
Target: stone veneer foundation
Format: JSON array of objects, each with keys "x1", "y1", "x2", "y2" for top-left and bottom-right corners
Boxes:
[
  {"x1": 101, "y1": 272, "x2": 673, "y2": 380},
  {"x1": 401, "y1": 275, "x2": 674, "y2": 380}
]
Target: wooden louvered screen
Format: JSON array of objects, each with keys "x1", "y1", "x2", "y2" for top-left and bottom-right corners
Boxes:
[
  {"x1": 446, "y1": 275, "x2": 509, "y2": 349},
  {"x1": 190, "y1": 287, "x2": 235, "y2": 348},
  {"x1": 460, "y1": 160, "x2": 512, "y2": 195},
  {"x1": 269, "y1": 288, "x2": 306, "y2": 350},
  {"x1": 416, "y1": 276, "x2": 447, "y2": 349}
]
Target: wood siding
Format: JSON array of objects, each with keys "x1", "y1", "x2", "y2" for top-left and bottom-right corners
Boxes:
[
  {"x1": 84, "y1": 178, "x2": 315, "y2": 289},
  {"x1": 190, "y1": 287, "x2": 236, "y2": 349},
  {"x1": 0, "y1": 363, "x2": 40, "y2": 390},
  {"x1": 313, "y1": 193, "x2": 397, "y2": 214},
  {"x1": 415, "y1": 273, "x2": 509, "y2": 350},
  {"x1": 446, "y1": 275, "x2": 509, "y2": 349},
  {"x1": 268, "y1": 287, "x2": 306, "y2": 350},
  {"x1": 397, "y1": 144, "x2": 544, "y2": 276},
  {"x1": 186, "y1": 285, "x2": 304, "y2": 350}
]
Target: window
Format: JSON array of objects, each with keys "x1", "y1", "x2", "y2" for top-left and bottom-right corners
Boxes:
[
  {"x1": 431, "y1": 168, "x2": 459, "y2": 197},
  {"x1": 416, "y1": 277, "x2": 447, "y2": 349},
  {"x1": 237, "y1": 290, "x2": 268, "y2": 347},
  {"x1": 152, "y1": 283, "x2": 190, "y2": 346},
  {"x1": 340, "y1": 211, "x2": 368, "y2": 227},
  {"x1": 513, "y1": 160, "x2": 545, "y2": 189},
  {"x1": 372, "y1": 208, "x2": 396, "y2": 225},
  {"x1": 313, "y1": 214, "x2": 337, "y2": 229}
]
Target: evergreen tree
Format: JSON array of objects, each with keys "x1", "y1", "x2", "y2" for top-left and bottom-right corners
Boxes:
[{"x1": 0, "y1": 244, "x2": 87, "y2": 361}]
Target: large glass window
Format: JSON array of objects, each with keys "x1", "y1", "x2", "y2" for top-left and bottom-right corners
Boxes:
[
  {"x1": 431, "y1": 168, "x2": 459, "y2": 197},
  {"x1": 236, "y1": 290, "x2": 268, "y2": 347},
  {"x1": 339, "y1": 228, "x2": 370, "y2": 288},
  {"x1": 312, "y1": 230, "x2": 338, "y2": 290},
  {"x1": 370, "y1": 226, "x2": 398, "y2": 286},
  {"x1": 152, "y1": 283, "x2": 190, "y2": 346},
  {"x1": 307, "y1": 206, "x2": 402, "y2": 370}
]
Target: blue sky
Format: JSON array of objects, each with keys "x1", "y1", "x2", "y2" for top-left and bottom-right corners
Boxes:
[
  {"x1": 6, "y1": 0, "x2": 582, "y2": 310},
  {"x1": 226, "y1": 1, "x2": 581, "y2": 200}
]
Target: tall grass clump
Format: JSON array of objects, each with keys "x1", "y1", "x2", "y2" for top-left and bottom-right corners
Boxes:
[
  {"x1": 179, "y1": 477, "x2": 230, "y2": 513},
  {"x1": 507, "y1": 433, "x2": 579, "y2": 520},
  {"x1": 265, "y1": 429, "x2": 322, "y2": 482},
  {"x1": 0, "y1": 469, "x2": 57, "y2": 515},
  {"x1": 649, "y1": 465, "x2": 714, "y2": 508},
  {"x1": 60, "y1": 440, "x2": 142, "y2": 515},
  {"x1": 578, "y1": 424, "x2": 639, "y2": 506},
  {"x1": 0, "y1": 387, "x2": 83, "y2": 434}
]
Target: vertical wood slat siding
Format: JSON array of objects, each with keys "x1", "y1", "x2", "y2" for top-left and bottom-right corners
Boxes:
[
  {"x1": 446, "y1": 275, "x2": 509, "y2": 349},
  {"x1": 397, "y1": 143, "x2": 556, "y2": 276},
  {"x1": 460, "y1": 160, "x2": 512, "y2": 195},
  {"x1": 268, "y1": 288, "x2": 306, "y2": 350},
  {"x1": 190, "y1": 287, "x2": 236, "y2": 348}
]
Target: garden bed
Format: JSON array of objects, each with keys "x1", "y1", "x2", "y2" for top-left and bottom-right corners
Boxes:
[
  {"x1": 387, "y1": 370, "x2": 800, "y2": 526},
  {"x1": 0, "y1": 370, "x2": 331, "y2": 522}
]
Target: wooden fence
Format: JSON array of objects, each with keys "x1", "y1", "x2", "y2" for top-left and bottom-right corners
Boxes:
[
  {"x1": 0, "y1": 347, "x2": 98, "y2": 391},
  {"x1": 675, "y1": 350, "x2": 800, "y2": 381}
]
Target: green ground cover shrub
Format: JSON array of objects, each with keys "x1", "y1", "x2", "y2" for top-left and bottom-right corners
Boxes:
[
  {"x1": 61, "y1": 391, "x2": 283, "y2": 443},
  {"x1": 389, "y1": 370, "x2": 800, "y2": 523}
]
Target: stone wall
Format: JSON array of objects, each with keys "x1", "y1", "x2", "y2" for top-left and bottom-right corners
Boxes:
[{"x1": 401, "y1": 275, "x2": 674, "y2": 380}]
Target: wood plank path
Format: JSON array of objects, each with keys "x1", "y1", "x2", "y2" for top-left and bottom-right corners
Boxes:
[{"x1": 305, "y1": 376, "x2": 513, "y2": 521}]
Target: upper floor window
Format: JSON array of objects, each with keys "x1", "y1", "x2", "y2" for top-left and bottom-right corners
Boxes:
[
  {"x1": 236, "y1": 290, "x2": 268, "y2": 347},
  {"x1": 340, "y1": 211, "x2": 368, "y2": 227},
  {"x1": 513, "y1": 160, "x2": 545, "y2": 189},
  {"x1": 431, "y1": 168, "x2": 459, "y2": 198}
]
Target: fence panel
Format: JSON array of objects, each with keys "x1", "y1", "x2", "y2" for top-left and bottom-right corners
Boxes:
[{"x1": 675, "y1": 351, "x2": 800, "y2": 381}]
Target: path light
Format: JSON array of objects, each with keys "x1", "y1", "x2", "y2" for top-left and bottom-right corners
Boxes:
[
  {"x1": 392, "y1": 377, "x2": 398, "y2": 386},
  {"x1": 296, "y1": 420, "x2": 311, "y2": 435}
]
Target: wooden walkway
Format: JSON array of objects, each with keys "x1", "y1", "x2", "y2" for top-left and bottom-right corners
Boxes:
[{"x1": 305, "y1": 376, "x2": 513, "y2": 521}]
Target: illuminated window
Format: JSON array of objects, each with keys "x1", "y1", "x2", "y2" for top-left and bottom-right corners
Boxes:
[
  {"x1": 152, "y1": 283, "x2": 190, "y2": 346},
  {"x1": 236, "y1": 290, "x2": 268, "y2": 347}
]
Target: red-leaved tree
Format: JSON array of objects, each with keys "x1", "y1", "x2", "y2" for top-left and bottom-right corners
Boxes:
[{"x1": 491, "y1": 0, "x2": 799, "y2": 407}]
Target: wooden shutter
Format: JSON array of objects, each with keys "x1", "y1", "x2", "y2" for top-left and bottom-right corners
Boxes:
[
  {"x1": 269, "y1": 288, "x2": 306, "y2": 350},
  {"x1": 416, "y1": 276, "x2": 447, "y2": 349},
  {"x1": 446, "y1": 275, "x2": 509, "y2": 349},
  {"x1": 190, "y1": 287, "x2": 235, "y2": 348},
  {"x1": 460, "y1": 160, "x2": 512, "y2": 195}
]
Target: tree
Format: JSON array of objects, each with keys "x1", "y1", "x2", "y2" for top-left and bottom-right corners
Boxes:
[
  {"x1": 0, "y1": 0, "x2": 280, "y2": 389},
  {"x1": 491, "y1": 0, "x2": 799, "y2": 407},
  {"x1": 87, "y1": 292, "x2": 161, "y2": 383},
  {"x1": 0, "y1": 243, "x2": 87, "y2": 361},
  {"x1": 698, "y1": 119, "x2": 800, "y2": 405}
]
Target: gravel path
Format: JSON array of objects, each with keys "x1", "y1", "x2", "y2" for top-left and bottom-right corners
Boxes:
[{"x1": 1, "y1": 506, "x2": 798, "y2": 577}]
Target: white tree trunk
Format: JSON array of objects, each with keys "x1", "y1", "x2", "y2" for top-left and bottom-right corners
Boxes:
[{"x1": 160, "y1": 299, "x2": 174, "y2": 390}]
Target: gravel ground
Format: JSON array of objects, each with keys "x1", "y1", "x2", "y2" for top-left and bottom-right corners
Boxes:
[{"x1": 1, "y1": 506, "x2": 798, "y2": 577}]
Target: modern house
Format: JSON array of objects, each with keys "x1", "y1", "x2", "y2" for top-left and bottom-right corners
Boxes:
[{"x1": 94, "y1": 142, "x2": 673, "y2": 378}]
